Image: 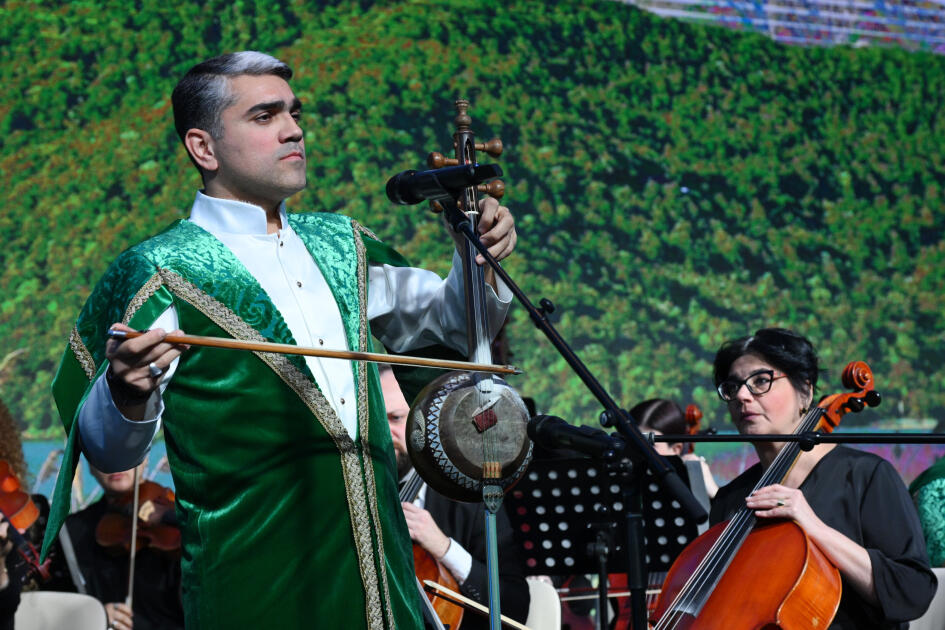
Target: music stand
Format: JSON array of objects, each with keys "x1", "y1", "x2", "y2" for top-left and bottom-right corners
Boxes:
[{"x1": 506, "y1": 454, "x2": 702, "y2": 628}]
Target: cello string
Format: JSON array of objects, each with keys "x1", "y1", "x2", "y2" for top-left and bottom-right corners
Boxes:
[{"x1": 654, "y1": 407, "x2": 824, "y2": 627}]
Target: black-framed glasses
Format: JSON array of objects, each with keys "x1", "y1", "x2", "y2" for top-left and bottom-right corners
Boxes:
[{"x1": 717, "y1": 369, "x2": 787, "y2": 401}]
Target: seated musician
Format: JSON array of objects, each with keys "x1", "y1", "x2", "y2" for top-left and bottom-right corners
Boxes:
[
  {"x1": 0, "y1": 522, "x2": 20, "y2": 629},
  {"x1": 629, "y1": 398, "x2": 719, "y2": 500},
  {"x1": 64, "y1": 458, "x2": 183, "y2": 630},
  {"x1": 0, "y1": 396, "x2": 70, "y2": 594},
  {"x1": 380, "y1": 363, "x2": 530, "y2": 630},
  {"x1": 709, "y1": 327, "x2": 936, "y2": 629}
]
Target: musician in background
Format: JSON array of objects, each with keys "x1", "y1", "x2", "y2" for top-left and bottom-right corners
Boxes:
[
  {"x1": 0, "y1": 397, "x2": 70, "y2": 594},
  {"x1": 709, "y1": 327, "x2": 935, "y2": 628},
  {"x1": 629, "y1": 398, "x2": 719, "y2": 500},
  {"x1": 381, "y1": 364, "x2": 530, "y2": 629},
  {"x1": 0, "y1": 522, "x2": 20, "y2": 629},
  {"x1": 64, "y1": 458, "x2": 183, "y2": 630}
]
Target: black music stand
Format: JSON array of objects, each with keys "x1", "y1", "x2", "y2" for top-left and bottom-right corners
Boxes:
[{"x1": 506, "y1": 454, "x2": 702, "y2": 628}]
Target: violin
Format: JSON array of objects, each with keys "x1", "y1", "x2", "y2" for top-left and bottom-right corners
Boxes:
[
  {"x1": 651, "y1": 361, "x2": 881, "y2": 629},
  {"x1": 95, "y1": 479, "x2": 180, "y2": 554},
  {"x1": 683, "y1": 405, "x2": 702, "y2": 456},
  {"x1": 0, "y1": 459, "x2": 53, "y2": 583}
]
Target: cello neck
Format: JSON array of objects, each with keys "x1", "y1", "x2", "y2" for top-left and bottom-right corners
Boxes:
[{"x1": 400, "y1": 468, "x2": 426, "y2": 504}]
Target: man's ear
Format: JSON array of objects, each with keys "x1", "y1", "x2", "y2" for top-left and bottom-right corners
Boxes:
[{"x1": 184, "y1": 128, "x2": 218, "y2": 172}]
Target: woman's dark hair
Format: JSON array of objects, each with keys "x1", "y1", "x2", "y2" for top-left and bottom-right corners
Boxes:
[
  {"x1": 629, "y1": 398, "x2": 686, "y2": 435},
  {"x1": 713, "y1": 327, "x2": 819, "y2": 399}
]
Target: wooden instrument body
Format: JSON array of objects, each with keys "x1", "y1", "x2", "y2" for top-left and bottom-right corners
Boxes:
[
  {"x1": 414, "y1": 543, "x2": 465, "y2": 630},
  {"x1": 653, "y1": 520, "x2": 841, "y2": 629},
  {"x1": 408, "y1": 371, "x2": 532, "y2": 502}
]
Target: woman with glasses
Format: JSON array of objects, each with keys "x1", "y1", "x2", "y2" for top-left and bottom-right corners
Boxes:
[{"x1": 708, "y1": 328, "x2": 936, "y2": 629}]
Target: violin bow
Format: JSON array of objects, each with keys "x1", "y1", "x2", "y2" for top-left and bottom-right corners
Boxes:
[
  {"x1": 107, "y1": 330, "x2": 520, "y2": 376},
  {"x1": 126, "y1": 466, "x2": 140, "y2": 610},
  {"x1": 422, "y1": 580, "x2": 531, "y2": 630}
]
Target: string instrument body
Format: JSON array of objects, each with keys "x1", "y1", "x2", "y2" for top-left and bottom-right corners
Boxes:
[
  {"x1": 651, "y1": 361, "x2": 880, "y2": 629},
  {"x1": 95, "y1": 480, "x2": 180, "y2": 554},
  {"x1": 653, "y1": 520, "x2": 840, "y2": 629},
  {"x1": 400, "y1": 468, "x2": 464, "y2": 630}
]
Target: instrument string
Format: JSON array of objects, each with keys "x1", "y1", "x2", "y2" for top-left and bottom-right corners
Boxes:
[{"x1": 654, "y1": 407, "x2": 824, "y2": 628}]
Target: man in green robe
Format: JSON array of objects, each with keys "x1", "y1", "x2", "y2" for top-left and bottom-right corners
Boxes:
[{"x1": 42, "y1": 51, "x2": 517, "y2": 630}]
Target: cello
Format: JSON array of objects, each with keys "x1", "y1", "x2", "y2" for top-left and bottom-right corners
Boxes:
[
  {"x1": 400, "y1": 467, "x2": 465, "y2": 630},
  {"x1": 650, "y1": 361, "x2": 880, "y2": 629}
]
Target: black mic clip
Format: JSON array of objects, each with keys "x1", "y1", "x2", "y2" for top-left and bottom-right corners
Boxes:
[
  {"x1": 527, "y1": 415, "x2": 624, "y2": 459},
  {"x1": 386, "y1": 163, "x2": 503, "y2": 206}
]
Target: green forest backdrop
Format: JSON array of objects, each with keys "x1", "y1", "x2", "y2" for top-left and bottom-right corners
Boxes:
[{"x1": 2, "y1": 1, "x2": 944, "y2": 452}]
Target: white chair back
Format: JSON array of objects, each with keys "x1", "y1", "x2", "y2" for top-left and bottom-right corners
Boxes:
[
  {"x1": 909, "y1": 567, "x2": 945, "y2": 630},
  {"x1": 525, "y1": 577, "x2": 561, "y2": 630},
  {"x1": 14, "y1": 591, "x2": 107, "y2": 630}
]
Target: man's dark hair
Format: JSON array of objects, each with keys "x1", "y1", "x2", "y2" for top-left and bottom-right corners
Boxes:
[{"x1": 171, "y1": 51, "x2": 292, "y2": 143}]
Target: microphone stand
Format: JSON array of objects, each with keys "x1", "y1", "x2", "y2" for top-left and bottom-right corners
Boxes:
[
  {"x1": 653, "y1": 432, "x2": 945, "y2": 448},
  {"x1": 436, "y1": 196, "x2": 705, "y2": 630}
]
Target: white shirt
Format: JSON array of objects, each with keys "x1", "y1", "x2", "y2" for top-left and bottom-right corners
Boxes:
[{"x1": 79, "y1": 192, "x2": 511, "y2": 471}]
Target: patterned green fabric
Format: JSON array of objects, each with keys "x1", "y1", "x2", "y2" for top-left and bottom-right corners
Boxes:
[
  {"x1": 911, "y1": 457, "x2": 945, "y2": 567},
  {"x1": 45, "y1": 215, "x2": 423, "y2": 630}
]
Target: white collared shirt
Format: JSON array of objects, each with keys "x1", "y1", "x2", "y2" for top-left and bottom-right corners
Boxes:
[{"x1": 79, "y1": 192, "x2": 511, "y2": 471}]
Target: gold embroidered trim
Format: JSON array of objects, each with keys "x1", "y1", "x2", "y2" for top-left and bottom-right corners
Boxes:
[
  {"x1": 352, "y1": 219, "x2": 397, "y2": 630},
  {"x1": 159, "y1": 268, "x2": 387, "y2": 629},
  {"x1": 353, "y1": 220, "x2": 379, "y2": 242},
  {"x1": 122, "y1": 272, "x2": 164, "y2": 324},
  {"x1": 69, "y1": 326, "x2": 97, "y2": 381}
]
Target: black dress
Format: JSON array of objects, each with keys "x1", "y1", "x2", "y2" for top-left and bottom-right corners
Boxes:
[{"x1": 710, "y1": 446, "x2": 937, "y2": 629}]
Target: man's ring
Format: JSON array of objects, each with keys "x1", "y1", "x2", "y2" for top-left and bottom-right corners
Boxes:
[
  {"x1": 148, "y1": 362, "x2": 163, "y2": 378},
  {"x1": 776, "y1": 499, "x2": 785, "y2": 507}
]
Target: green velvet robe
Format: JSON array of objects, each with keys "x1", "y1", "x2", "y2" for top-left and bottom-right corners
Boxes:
[{"x1": 43, "y1": 213, "x2": 424, "y2": 630}]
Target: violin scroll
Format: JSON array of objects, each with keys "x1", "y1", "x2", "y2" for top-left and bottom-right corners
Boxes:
[{"x1": 816, "y1": 361, "x2": 881, "y2": 433}]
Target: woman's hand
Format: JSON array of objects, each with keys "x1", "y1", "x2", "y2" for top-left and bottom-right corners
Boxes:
[
  {"x1": 745, "y1": 484, "x2": 822, "y2": 530},
  {"x1": 746, "y1": 483, "x2": 878, "y2": 604}
]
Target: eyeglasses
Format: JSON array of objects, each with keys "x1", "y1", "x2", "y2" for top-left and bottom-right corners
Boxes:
[{"x1": 717, "y1": 369, "x2": 787, "y2": 401}]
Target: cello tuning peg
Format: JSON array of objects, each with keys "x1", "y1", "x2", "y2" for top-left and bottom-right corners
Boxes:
[
  {"x1": 428, "y1": 200, "x2": 445, "y2": 214},
  {"x1": 845, "y1": 398, "x2": 865, "y2": 413},
  {"x1": 427, "y1": 152, "x2": 459, "y2": 168},
  {"x1": 477, "y1": 179, "x2": 505, "y2": 199},
  {"x1": 475, "y1": 138, "x2": 503, "y2": 157}
]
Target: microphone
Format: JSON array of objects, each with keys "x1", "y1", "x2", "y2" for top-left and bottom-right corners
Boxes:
[
  {"x1": 386, "y1": 163, "x2": 502, "y2": 205},
  {"x1": 527, "y1": 415, "x2": 623, "y2": 459}
]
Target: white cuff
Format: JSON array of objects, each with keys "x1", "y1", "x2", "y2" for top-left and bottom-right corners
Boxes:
[{"x1": 438, "y1": 537, "x2": 473, "y2": 584}]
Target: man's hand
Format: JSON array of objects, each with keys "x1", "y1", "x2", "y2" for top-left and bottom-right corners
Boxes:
[
  {"x1": 105, "y1": 323, "x2": 188, "y2": 420},
  {"x1": 105, "y1": 602, "x2": 134, "y2": 630},
  {"x1": 401, "y1": 502, "x2": 451, "y2": 560},
  {"x1": 475, "y1": 197, "x2": 516, "y2": 265}
]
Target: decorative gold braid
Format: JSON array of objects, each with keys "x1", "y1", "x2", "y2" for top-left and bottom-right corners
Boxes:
[
  {"x1": 352, "y1": 220, "x2": 398, "y2": 630},
  {"x1": 69, "y1": 326, "x2": 97, "y2": 381},
  {"x1": 158, "y1": 268, "x2": 387, "y2": 629},
  {"x1": 352, "y1": 220, "x2": 380, "y2": 242},
  {"x1": 122, "y1": 272, "x2": 164, "y2": 324}
]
